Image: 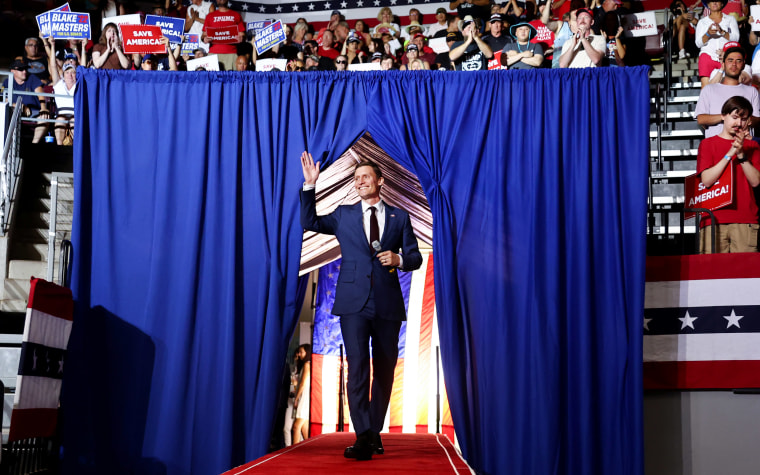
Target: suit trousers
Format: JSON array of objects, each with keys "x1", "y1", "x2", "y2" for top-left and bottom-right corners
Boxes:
[{"x1": 340, "y1": 289, "x2": 402, "y2": 435}]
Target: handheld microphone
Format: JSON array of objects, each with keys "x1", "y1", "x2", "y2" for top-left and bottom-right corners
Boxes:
[{"x1": 372, "y1": 240, "x2": 396, "y2": 273}]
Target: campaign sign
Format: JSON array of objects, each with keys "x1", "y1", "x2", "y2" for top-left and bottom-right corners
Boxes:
[
  {"x1": 247, "y1": 20, "x2": 272, "y2": 33},
  {"x1": 206, "y1": 25, "x2": 240, "y2": 44},
  {"x1": 621, "y1": 12, "x2": 658, "y2": 38},
  {"x1": 120, "y1": 25, "x2": 167, "y2": 54},
  {"x1": 186, "y1": 55, "x2": 220, "y2": 71},
  {"x1": 347, "y1": 62, "x2": 382, "y2": 71},
  {"x1": 102, "y1": 13, "x2": 141, "y2": 32},
  {"x1": 37, "y1": 4, "x2": 71, "y2": 37},
  {"x1": 49, "y1": 12, "x2": 91, "y2": 40},
  {"x1": 145, "y1": 15, "x2": 185, "y2": 45},
  {"x1": 751, "y1": 6, "x2": 760, "y2": 31},
  {"x1": 487, "y1": 52, "x2": 505, "y2": 70},
  {"x1": 255, "y1": 58, "x2": 287, "y2": 71},
  {"x1": 37, "y1": 12, "x2": 51, "y2": 37},
  {"x1": 684, "y1": 167, "x2": 734, "y2": 220},
  {"x1": 181, "y1": 34, "x2": 200, "y2": 55},
  {"x1": 254, "y1": 20, "x2": 286, "y2": 55},
  {"x1": 428, "y1": 37, "x2": 449, "y2": 54}
]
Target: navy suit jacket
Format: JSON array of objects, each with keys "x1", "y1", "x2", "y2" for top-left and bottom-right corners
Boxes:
[{"x1": 300, "y1": 188, "x2": 423, "y2": 319}]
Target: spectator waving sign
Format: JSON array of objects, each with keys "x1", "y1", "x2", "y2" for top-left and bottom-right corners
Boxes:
[
  {"x1": 145, "y1": 15, "x2": 185, "y2": 45},
  {"x1": 254, "y1": 20, "x2": 286, "y2": 55},
  {"x1": 119, "y1": 25, "x2": 167, "y2": 55}
]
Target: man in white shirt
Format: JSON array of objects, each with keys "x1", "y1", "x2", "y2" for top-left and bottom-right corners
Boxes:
[
  {"x1": 558, "y1": 8, "x2": 605, "y2": 68},
  {"x1": 696, "y1": 42, "x2": 760, "y2": 137}
]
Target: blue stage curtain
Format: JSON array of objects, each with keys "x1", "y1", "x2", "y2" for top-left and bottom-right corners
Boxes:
[
  {"x1": 66, "y1": 69, "x2": 366, "y2": 474},
  {"x1": 68, "y1": 67, "x2": 647, "y2": 475},
  {"x1": 365, "y1": 68, "x2": 648, "y2": 475}
]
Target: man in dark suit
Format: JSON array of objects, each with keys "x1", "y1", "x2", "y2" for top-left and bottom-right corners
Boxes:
[{"x1": 299, "y1": 151, "x2": 423, "y2": 460}]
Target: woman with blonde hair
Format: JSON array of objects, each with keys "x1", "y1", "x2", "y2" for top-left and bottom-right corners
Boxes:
[{"x1": 372, "y1": 7, "x2": 401, "y2": 38}]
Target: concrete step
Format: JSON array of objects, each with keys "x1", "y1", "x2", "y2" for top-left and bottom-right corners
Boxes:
[
  {"x1": 4, "y1": 278, "x2": 31, "y2": 301},
  {"x1": 8, "y1": 260, "x2": 47, "y2": 281},
  {"x1": 650, "y1": 95, "x2": 699, "y2": 104},
  {"x1": 651, "y1": 149, "x2": 698, "y2": 158},
  {"x1": 650, "y1": 169, "x2": 695, "y2": 178},
  {"x1": 9, "y1": 242, "x2": 49, "y2": 261},
  {"x1": 0, "y1": 299, "x2": 28, "y2": 313},
  {"x1": 650, "y1": 111, "x2": 695, "y2": 120},
  {"x1": 650, "y1": 129, "x2": 703, "y2": 139}
]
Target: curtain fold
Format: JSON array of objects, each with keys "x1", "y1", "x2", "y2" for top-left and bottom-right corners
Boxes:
[
  {"x1": 67, "y1": 69, "x2": 366, "y2": 474},
  {"x1": 67, "y1": 67, "x2": 647, "y2": 475},
  {"x1": 366, "y1": 68, "x2": 648, "y2": 475}
]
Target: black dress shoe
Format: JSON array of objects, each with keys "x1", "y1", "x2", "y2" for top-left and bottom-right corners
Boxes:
[
  {"x1": 344, "y1": 433, "x2": 373, "y2": 461},
  {"x1": 370, "y1": 432, "x2": 384, "y2": 455}
]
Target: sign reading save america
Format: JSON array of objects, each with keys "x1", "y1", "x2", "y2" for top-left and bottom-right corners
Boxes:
[
  {"x1": 119, "y1": 25, "x2": 167, "y2": 54},
  {"x1": 683, "y1": 166, "x2": 734, "y2": 219},
  {"x1": 206, "y1": 25, "x2": 240, "y2": 44}
]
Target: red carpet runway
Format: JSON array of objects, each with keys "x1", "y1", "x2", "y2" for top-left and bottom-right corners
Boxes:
[{"x1": 222, "y1": 433, "x2": 473, "y2": 474}]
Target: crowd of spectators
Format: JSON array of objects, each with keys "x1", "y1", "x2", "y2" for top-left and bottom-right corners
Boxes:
[{"x1": 8, "y1": 0, "x2": 749, "y2": 144}]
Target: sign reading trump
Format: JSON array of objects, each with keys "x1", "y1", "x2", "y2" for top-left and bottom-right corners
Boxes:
[{"x1": 119, "y1": 25, "x2": 167, "y2": 54}]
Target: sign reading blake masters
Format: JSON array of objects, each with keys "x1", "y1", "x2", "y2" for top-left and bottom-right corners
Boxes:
[
  {"x1": 254, "y1": 20, "x2": 286, "y2": 56},
  {"x1": 49, "y1": 12, "x2": 91, "y2": 40}
]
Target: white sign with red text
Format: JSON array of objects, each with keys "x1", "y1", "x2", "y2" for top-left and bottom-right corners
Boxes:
[
  {"x1": 751, "y1": 6, "x2": 760, "y2": 31},
  {"x1": 621, "y1": 12, "x2": 658, "y2": 38}
]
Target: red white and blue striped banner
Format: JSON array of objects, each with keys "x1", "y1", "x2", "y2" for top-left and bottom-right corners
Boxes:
[
  {"x1": 230, "y1": 0, "x2": 450, "y2": 27},
  {"x1": 644, "y1": 254, "x2": 760, "y2": 389},
  {"x1": 9, "y1": 278, "x2": 74, "y2": 442},
  {"x1": 310, "y1": 251, "x2": 455, "y2": 440}
]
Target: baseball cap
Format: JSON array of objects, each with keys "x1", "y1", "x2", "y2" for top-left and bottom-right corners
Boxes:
[
  {"x1": 576, "y1": 8, "x2": 593, "y2": 19},
  {"x1": 446, "y1": 31, "x2": 463, "y2": 41},
  {"x1": 723, "y1": 41, "x2": 745, "y2": 59},
  {"x1": 63, "y1": 63, "x2": 75, "y2": 72},
  {"x1": 407, "y1": 43, "x2": 419, "y2": 51},
  {"x1": 490, "y1": 13, "x2": 503, "y2": 22},
  {"x1": 371, "y1": 52, "x2": 383, "y2": 61},
  {"x1": 10, "y1": 59, "x2": 27, "y2": 71},
  {"x1": 436, "y1": 7, "x2": 447, "y2": 14}
]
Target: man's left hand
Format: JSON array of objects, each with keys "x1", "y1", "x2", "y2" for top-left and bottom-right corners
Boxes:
[{"x1": 377, "y1": 250, "x2": 400, "y2": 267}]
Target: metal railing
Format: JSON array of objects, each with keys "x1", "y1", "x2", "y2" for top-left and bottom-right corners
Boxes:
[
  {"x1": 0, "y1": 97, "x2": 24, "y2": 236},
  {"x1": 46, "y1": 173, "x2": 74, "y2": 286}
]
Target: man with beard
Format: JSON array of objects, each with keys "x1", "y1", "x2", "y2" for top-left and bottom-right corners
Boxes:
[
  {"x1": 696, "y1": 96, "x2": 760, "y2": 253},
  {"x1": 558, "y1": 8, "x2": 605, "y2": 68},
  {"x1": 696, "y1": 42, "x2": 760, "y2": 138}
]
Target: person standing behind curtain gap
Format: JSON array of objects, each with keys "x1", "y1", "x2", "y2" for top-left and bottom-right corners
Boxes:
[{"x1": 299, "y1": 152, "x2": 422, "y2": 461}]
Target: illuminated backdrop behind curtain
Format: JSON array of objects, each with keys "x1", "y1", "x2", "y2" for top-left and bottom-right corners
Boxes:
[{"x1": 66, "y1": 67, "x2": 648, "y2": 475}]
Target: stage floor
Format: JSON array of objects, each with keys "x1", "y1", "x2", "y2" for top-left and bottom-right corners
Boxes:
[{"x1": 222, "y1": 432, "x2": 473, "y2": 474}]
